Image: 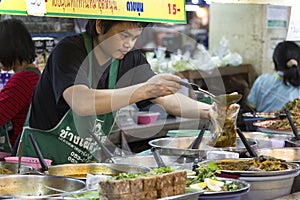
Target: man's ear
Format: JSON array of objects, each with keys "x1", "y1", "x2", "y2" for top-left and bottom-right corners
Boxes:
[{"x1": 95, "y1": 19, "x2": 102, "y2": 34}]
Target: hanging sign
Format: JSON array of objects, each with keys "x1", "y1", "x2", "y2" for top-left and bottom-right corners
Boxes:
[
  {"x1": 45, "y1": 0, "x2": 186, "y2": 23},
  {"x1": 0, "y1": 0, "x2": 186, "y2": 24},
  {"x1": 286, "y1": 5, "x2": 300, "y2": 41},
  {"x1": 0, "y1": 0, "x2": 27, "y2": 15},
  {"x1": 26, "y1": 0, "x2": 46, "y2": 16}
]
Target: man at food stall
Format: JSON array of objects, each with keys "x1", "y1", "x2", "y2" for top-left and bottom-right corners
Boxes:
[
  {"x1": 19, "y1": 19, "x2": 215, "y2": 165},
  {"x1": 0, "y1": 19, "x2": 41, "y2": 155}
]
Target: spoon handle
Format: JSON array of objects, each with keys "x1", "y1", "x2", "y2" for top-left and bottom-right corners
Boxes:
[
  {"x1": 236, "y1": 128, "x2": 257, "y2": 158},
  {"x1": 29, "y1": 133, "x2": 48, "y2": 171},
  {"x1": 284, "y1": 108, "x2": 299, "y2": 140},
  {"x1": 191, "y1": 123, "x2": 207, "y2": 149}
]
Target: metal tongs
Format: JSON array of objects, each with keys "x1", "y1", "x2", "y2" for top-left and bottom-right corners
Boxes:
[{"x1": 179, "y1": 81, "x2": 242, "y2": 106}]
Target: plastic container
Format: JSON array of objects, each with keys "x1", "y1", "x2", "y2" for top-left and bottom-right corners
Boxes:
[
  {"x1": 4, "y1": 156, "x2": 52, "y2": 169},
  {"x1": 207, "y1": 150, "x2": 239, "y2": 160},
  {"x1": 0, "y1": 152, "x2": 11, "y2": 161},
  {"x1": 137, "y1": 112, "x2": 160, "y2": 125}
]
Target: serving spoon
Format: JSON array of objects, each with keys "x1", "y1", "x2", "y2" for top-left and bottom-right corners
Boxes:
[{"x1": 179, "y1": 81, "x2": 242, "y2": 106}]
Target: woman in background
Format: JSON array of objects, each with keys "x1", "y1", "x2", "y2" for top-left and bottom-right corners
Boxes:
[
  {"x1": 0, "y1": 19, "x2": 40, "y2": 154},
  {"x1": 247, "y1": 41, "x2": 300, "y2": 112}
]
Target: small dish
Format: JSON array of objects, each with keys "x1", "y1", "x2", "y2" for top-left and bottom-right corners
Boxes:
[{"x1": 137, "y1": 112, "x2": 160, "y2": 125}]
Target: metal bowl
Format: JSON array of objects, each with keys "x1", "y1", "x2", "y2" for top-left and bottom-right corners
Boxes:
[
  {"x1": 285, "y1": 137, "x2": 300, "y2": 147},
  {"x1": 109, "y1": 155, "x2": 195, "y2": 169},
  {"x1": 198, "y1": 158, "x2": 299, "y2": 177},
  {"x1": 148, "y1": 136, "x2": 257, "y2": 158},
  {"x1": 254, "y1": 147, "x2": 300, "y2": 162},
  {"x1": 39, "y1": 163, "x2": 150, "y2": 179},
  {"x1": 0, "y1": 174, "x2": 86, "y2": 198},
  {"x1": 0, "y1": 161, "x2": 35, "y2": 175}
]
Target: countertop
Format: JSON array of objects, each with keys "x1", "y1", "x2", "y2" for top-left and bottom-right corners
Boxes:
[{"x1": 109, "y1": 117, "x2": 208, "y2": 144}]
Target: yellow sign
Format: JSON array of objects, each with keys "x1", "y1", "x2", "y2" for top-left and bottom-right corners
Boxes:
[
  {"x1": 0, "y1": 0, "x2": 186, "y2": 24},
  {"x1": 0, "y1": 0, "x2": 27, "y2": 15}
]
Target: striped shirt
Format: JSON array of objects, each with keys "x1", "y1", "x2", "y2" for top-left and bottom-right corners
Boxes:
[{"x1": 0, "y1": 68, "x2": 40, "y2": 147}]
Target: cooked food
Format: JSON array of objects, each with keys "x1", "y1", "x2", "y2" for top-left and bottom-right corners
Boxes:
[
  {"x1": 188, "y1": 162, "x2": 239, "y2": 192},
  {"x1": 209, "y1": 103, "x2": 240, "y2": 147},
  {"x1": 214, "y1": 156, "x2": 293, "y2": 171},
  {"x1": 99, "y1": 167, "x2": 187, "y2": 199},
  {"x1": 268, "y1": 98, "x2": 300, "y2": 130},
  {"x1": 0, "y1": 166, "x2": 13, "y2": 175}
]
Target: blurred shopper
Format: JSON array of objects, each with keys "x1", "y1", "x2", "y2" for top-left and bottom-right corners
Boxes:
[
  {"x1": 247, "y1": 41, "x2": 300, "y2": 112},
  {"x1": 0, "y1": 19, "x2": 40, "y2": 154},
  {"x1": 19, "y1": 19, "x2": 215, "y2": 164}
]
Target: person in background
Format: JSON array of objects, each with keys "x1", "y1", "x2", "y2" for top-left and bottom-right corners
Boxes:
[
  {"x1": 0, "y1": 19, "x2": 41, "y2": 154},
  {"x1": 247, "y1": 41, "x2": 300, "y2": 112},
  {"x1": 19, "y1": 19, "x2": 215, "y2": 165}
]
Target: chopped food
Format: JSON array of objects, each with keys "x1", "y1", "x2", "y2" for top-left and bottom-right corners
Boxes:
[
  {"x1": 99, "y1": 167, "x2": 187, "y2": 199},
  {"x1": 0, "y1": 166, "x2": 13, "y2": 175},
  {"x1": 209, "y1": 103, "x2": 240, "y2": 148},
  {"x1": 188, "y1": 161, "x2": 240, "y2": 192},
  {"x1": 268, "y1": 98, "x2": 300, "y2": 130}
]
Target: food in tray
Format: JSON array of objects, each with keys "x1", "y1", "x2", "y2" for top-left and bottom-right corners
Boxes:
[
  {"x1": 0, "y1": 166, "x2": 13, "y2": 175},
  {"x1": 242, "y1": 111, "x2": 279, "y2": 119},
  {"x1": 196, "y1": 156, "x2": 295, "y2": 172},
  {"x1": 187, "y1": 162, "x2": 240, "y2": 192},
  {"x1": 98, "y1": 166, "x2": 187, "y2": 199},
  {"x1": 264, "y1": 98, "x2": 300, "y2": 130}
]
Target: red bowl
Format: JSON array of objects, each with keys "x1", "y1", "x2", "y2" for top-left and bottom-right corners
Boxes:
[{"x1": 137, "y1": 112, "x2": 160, "y2": 125}]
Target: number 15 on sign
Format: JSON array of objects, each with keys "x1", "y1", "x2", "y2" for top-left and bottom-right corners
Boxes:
[{"x1": 168, "y1": 3, "x2": 182, "y2": 15}]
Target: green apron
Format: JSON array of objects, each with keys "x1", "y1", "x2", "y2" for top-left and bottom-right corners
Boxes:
[
  {"x1": 19, "y1": 33, "x2": 119, "y2": 165},
  {"x1": 0, "y1": 67, "x2": 41, "y2": 154}
]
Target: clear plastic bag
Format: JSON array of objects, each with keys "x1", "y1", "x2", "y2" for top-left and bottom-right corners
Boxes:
[{"x1": 209, "y1": 103, "x2": 240, "y2": 147}]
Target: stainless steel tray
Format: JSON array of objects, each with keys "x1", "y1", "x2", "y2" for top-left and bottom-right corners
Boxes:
[
  {"x1": 149, "y1": 136, "x2": 257, "y2": 157},
  {"x1": 198, "y1": 158, "x2": 300, "y2": 177},
  {"x1": 201, "y1": 178, "x2": 250, "y2": 196},
  {"x1": 255, "y1": 147, "x2": 300, "y2": 163},
  {"x1": 159, "y1": 190, "x2": 204, "y2": 200}
]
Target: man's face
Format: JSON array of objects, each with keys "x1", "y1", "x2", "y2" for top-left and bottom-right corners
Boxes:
[{"x1": 96, "y1": 22, "x2": 143, "y2": 60}]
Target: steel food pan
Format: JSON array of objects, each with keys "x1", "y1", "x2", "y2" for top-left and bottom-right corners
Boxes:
[
  {"x1": 0, "y1": 161, "x2": 35, "y2": 175},
  {"x1": 255, "y1": 147, "x2": 300, "y2": 163},
  {"x1": 148, "y1": 136, "x2": 257, "y2": 158},
  {"x1": 198, "y1": 158, "x2": 300, "y2": 177},
  {"x1": 40, "y1": 163, "x2": 150, "y2": 179},
  {"x1": 0, "y1": 174, "x2": 85, "y2": 198}
]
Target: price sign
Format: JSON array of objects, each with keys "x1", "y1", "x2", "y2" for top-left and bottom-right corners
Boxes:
[
  {"x1": 45, "y1": 0, "x2": 186, "y2": 23},
  {"x1": 0, "y1": 0, "x2": 27, "y2": 15},
  {"x1": 0, "y1": 0, "x2": 186, "y2": 23},
  {"x1": 26, "y1": 0, "x2": 46, "y2": 16}
]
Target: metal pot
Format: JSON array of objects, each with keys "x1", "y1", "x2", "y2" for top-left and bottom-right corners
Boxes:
[
  {"x1": 148, "y1": 136, "x2": 257, "y2": 158},
  {"x1": 0, "y1": 161, "x2": 35, "y2": 175},
  {"x1": 39, "y1": 163, "x2": 150, "y2": 179},
  {"x1": 0, "y1": 174, "x2": 86, "y2": 199}
]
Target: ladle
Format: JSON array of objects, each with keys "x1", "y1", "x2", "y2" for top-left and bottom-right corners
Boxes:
[
  {"x1": 151, "y1": 147, "x2": 166, "y2": 168},
  {"x1": 284, "y1": 108, "x2": 299, "y2": 140},
  {"x1": 89, "y1": 132, "x2": 114, "y2": 161},
  {"x1": 236, "y1": 128, "x2": 257, "y2": 158},
  {"x1": 187, "y1": 123, "x2": 207, "y2": 149},
  {"x1": 29, "y1": 133, "x2": 48, "y2": 171},
  {"x1": 179, "y1": 81, "x2": 242, "y2": 106}
]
